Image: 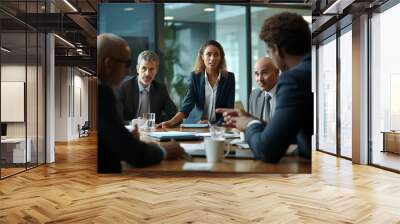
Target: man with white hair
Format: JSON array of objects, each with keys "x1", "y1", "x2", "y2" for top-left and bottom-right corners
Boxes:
[{"x1": 97, "y1": 33, "x2": 184, "y2": 173}]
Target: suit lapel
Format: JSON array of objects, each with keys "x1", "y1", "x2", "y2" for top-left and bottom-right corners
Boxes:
[
  {"x1": 215, "y1": 74, "x2": 227, "y2": 107},
  {"x1": 256, "y1": 90, "x2": 265, "y2": 120},
  {"x1": 149, "y1": 84, "x2": 156, "y2": 113},
  {"x1": 132, "y1": 76, "x2": 139, "y2": 116},
  {"x1": 198, "y1": 73, "x2": 205, "y2": 108}
]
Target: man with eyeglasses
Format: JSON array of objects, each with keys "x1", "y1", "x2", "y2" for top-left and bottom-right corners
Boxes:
[
  {"x1": 116, "y1": 50, "x2": 177, "y2": 123},
  {"x1": 97, "y1": 33, "x2": 184, "y2": 173}
]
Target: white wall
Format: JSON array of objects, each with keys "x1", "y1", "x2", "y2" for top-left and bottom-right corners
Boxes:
[
  {"x1": 1, "y1": 63, "x2": 46, "y2": 164},
  {"x1": 1, "y1": 65, "x2": 39, "y2": 138},
  {"x1": 54, "y1": 67, "x2": 89, "y2": 141}
]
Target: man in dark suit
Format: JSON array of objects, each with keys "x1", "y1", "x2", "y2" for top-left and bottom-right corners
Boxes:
[
  {"x1": 116, "y1": 50, "x2": 177, "y2": 123},
  {"x1": 97, "y1": 34, "x2": 184, "y2": 173},
  {"x1": 217, "y1": 12, "x2": 312, "y2": 163},
  {"x1": 248, "y1": 57, "x2": 279, "y2": 122}
]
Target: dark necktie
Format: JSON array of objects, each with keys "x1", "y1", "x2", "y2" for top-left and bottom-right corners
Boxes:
[
  {"x1": 263, "y1": 94, "x2": 271, "y2": 123},
  {"x1": 137, "y1": 88, "x2": 149, "y2": 117}
]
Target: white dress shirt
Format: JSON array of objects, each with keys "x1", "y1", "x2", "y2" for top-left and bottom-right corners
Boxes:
[{"x1": 203, "y1": 71, "x2": 221, "y2": 122}]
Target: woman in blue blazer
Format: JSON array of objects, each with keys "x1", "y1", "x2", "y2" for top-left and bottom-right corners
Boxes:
[{"x1": 158, "y1": 40, "x2": 235, "y2": 128}]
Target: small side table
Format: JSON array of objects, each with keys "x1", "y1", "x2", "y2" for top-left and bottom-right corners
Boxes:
[{"x1": 381, "y1": 131, "x2": 400, "y2": 154}]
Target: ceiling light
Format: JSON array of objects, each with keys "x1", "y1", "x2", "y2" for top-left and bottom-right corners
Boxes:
[
  {"x1": 63, "y1": 0, "x2": 78, "y2": 12},
  {"x1": 1, "y1": 47, "x2": 11, "y2": 53},
  {"x1": 54, "y1": 34, "x2": 75, "y2": 48},
  {"x1": 124, "y1": 7, "x2": 134, "y2": 11},
  {"x1": 203, "y1": 8, "x2": 215, "y2": 12},
  {"x1": 322, "y1": 0, "x2": 353, "y2": 15},
  {"x1": 41, "y1": 5, "x2": 46, "y2": 10},
  {"x1": 164, "y1": 16, "x2": 174, "y2": 21},
  {"x1": 78, "y1": 67, "x2": 93, "y2": 76}
]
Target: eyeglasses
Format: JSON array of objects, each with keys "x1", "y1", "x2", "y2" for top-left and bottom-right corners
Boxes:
[{"x1": 112, "y1": 57, "x2": 132, "y2": 68}]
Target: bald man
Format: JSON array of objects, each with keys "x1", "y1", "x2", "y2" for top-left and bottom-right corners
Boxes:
[
  {"x1": 248, "y1": 57, "x2": 279, "y2": 122},
  {"x1": 97, "y1": 33, "x2": 184, "y2": 173}
]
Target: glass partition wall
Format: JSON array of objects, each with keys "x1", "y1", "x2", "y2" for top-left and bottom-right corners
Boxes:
[
  {"x1": 0, "y1": 1, "x2": 46, "y2": 179},
  {"x1": 316, "y1": 0, "x2": 400, "y2": 172},
  {"x1": 339, "y1": 26, "x2": 352, "y2": 159},
  {"x1": 99, "y1": 3, "x2": 310, "y2": 113},
  {"x1": 316, "y1": 25, "x2": 353, "y2": 159},
  {"x1": 370, "y1": 2, "x2": 400, "y2": 171},
  {"x1": 317, "y1": 35, "x2": 337, "y2": 155}
]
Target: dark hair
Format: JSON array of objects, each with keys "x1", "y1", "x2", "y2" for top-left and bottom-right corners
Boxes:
[
  {"x1": 259, "y1": 12, "x2": 311, "y2": 56},
  {"x1": 193, "y1": 40, "x2": 227, "y2": 75}
]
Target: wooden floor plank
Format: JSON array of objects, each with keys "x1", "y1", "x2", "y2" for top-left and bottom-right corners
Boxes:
[{"x1": 0, "y1": 135, "x2": 399, "y2": 223}]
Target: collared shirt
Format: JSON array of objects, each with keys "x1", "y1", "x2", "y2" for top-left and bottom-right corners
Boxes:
[
  {"x1": 136, "y1": 79, "x2": 151, "y2": 117},
  {"x1": 263, "y1": 84, "x2": 277, "y2": 120},
  {"x1": 204, "y1": 71, "x2": 221, "y2": 122}
]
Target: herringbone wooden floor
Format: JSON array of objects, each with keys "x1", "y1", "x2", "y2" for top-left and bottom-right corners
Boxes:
[{"x1": 0, "y1": 135, "x2": 399, "y2": 223}]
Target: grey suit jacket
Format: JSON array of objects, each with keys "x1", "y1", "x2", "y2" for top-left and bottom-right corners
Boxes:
[
  {"x1": 116, "y1": 76, "x2": 177, "y2": 123},
  {"x1": 248, "y1": 88, "x2": 265, "y2": 120}
]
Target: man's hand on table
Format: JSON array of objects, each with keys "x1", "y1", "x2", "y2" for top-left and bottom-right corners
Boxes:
[
  {"x1": 216, "y1": 108, "x2": 256, "y2": 131},
  {"x1": 160, "y1": 140, "x2": 185, "y2": 160}
]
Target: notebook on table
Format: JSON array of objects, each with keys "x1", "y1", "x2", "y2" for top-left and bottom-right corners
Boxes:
[
  {"x1": 180, "y1": 123, "x2": 209, "y2": 128},
  {"x1": 180, "y1": 143, "x2": 255, "y2": 159},
  {"x1": 146, "y1": 131, "x2": 204, "y2": 142}
]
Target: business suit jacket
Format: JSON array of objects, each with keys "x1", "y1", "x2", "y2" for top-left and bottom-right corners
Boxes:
[
  {"x1": 98, "y1": 81, "x2": 164, "y2": 173},
  {"x1": 245, "y1": 54, "x2": 312, "y2": 162},
  {"x1": 249, "y1": 88, "x2": 267, "y2": 120},
  {"x1": 116, "y1": 76, "x2": 177, "y2": 123},
  {"x1": 180, "y1": 71, "x2": 235, "y2": 123}
]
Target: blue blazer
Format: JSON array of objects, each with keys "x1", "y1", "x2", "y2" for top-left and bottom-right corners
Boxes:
[
  {"x1": 180, "y1": 71, "x2": 235, "y2": 123},
  {"x1": 245, "y1": 54, "x2": 313, "y2": 163}
]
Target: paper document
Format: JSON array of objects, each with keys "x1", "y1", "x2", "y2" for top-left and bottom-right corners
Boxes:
[
  {"x1": 195, "y1": 132, "x2": 240, "y2": 139},
  {"x1": 183, "y1": 162, "x2": 213, "y2": 171},
  {"x1": 148, "y1": 131, "x2": 197, "y2": 137},
  {"x1": 230, "y1": 139, "x2": 250, "y2": 149},
  {"x1": 180, "y1": 143, "x2": 205, "y2": 155},
  {"x1": 180, "y1": 123, "x2": 209, "y2": 128}
]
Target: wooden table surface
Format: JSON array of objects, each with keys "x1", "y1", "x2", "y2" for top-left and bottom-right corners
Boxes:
[{"x1": 123, "y1": 127, "x2": 311, "y2": 174}]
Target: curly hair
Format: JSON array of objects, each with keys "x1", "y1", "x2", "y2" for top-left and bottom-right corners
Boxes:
[{"x1": 259, "y1": 12, "x2": 311, "y2": 56}]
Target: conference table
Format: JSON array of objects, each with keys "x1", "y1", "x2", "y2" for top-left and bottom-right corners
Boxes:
[{"x1": 122, "y1": 127, "x2": 311, "y2": 174}]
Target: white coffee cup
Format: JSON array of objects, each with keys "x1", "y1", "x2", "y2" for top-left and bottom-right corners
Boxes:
[{"x1": 204, "y1": 137, "x2": 230, "y2": 163}]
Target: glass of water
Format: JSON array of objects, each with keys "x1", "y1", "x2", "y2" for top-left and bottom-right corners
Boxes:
[
  {"x1": 209, "y1": 123, "x2": 224, "y2": 140},
  {"x1": 142, "y1": 113, "x2": 156, "y2": 132}
]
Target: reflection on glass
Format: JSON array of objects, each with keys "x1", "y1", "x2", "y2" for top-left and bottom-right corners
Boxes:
[
  {"x1": 371, "y1": 3, "x2": 400, "y2": 171},
  {"x1": 27, "y1": 32, "x2": 38, "y2": 169},
  {"x1": 318, "y1": 37, "x2": 337, "y2": 154},
  {"x1": 250, "y1": 7, "x2": 311, "y2": 100},
  {"x1": 339, "y1": 29, "x2": 352, "y2": 158},
  {"x1": 164, "y1": 4, "x2": 247, "y2": 108},
  {"x1": 99, "y1": 3, "x2": 156, "y2": 77},
  {"x1": 1, "y1": 31, "x2": 27, "y2": 177}
]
